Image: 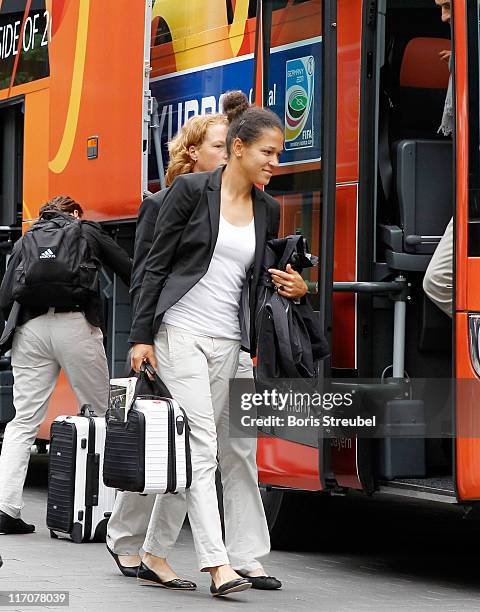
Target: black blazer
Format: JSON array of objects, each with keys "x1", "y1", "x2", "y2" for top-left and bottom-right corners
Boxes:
[
  {"x1": 130, "y1": 189, "x2": 168, "y2": 314},
  {"x1": 129, "y1": 166, "x2": 280, "y2": 356}
]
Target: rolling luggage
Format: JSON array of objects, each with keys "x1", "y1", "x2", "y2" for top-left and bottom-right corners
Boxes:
[
  {"x1": 103, "y1": 365, "x2": 192, "y2": 494},
  {"x1": 47, "y1": 405, "x2": 115, "y2": 543}
]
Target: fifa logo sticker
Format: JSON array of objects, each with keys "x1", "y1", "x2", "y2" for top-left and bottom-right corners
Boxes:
[{"x1": 285, "y1": 56, "x2": 315, "y2": 151}]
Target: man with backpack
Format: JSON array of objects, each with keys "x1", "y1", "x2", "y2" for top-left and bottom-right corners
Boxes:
[{"x1": 0, "y1": 195, "x2": 131, "y2": 534}]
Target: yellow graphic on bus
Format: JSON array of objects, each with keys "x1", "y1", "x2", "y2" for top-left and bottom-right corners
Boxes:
[
  {"x1": 152, "y1": 0, "x2": 249, "y2": 68},
  {"x1": 48, "y1": 0, "x2": 89, "y2": 174}
]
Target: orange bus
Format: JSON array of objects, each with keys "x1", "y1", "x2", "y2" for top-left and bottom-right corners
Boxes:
[{"x1": 1, "y1": 0, "x2": 480, "y2": 546}]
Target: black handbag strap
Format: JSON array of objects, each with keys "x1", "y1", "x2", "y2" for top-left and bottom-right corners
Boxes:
[{"x1": 132, "y1": 362, "x2": 172, "y2": 400}]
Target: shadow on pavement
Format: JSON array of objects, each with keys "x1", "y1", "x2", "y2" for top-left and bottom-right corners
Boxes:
[
  {"x1": 23, "y1": 453, "x2": 480, "y2": 595},
  {"x1": 277, "y1": 491, "x2": 480, "y2": 590}
]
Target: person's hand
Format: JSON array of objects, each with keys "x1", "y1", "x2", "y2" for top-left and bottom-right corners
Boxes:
[
  {"x1": 439, "y1": 49, "x2": 451, "y2": 64},
  {"x1": 131, "y1": 343, "x2": 158, "y2": 373},
  {"x1": 268, "y1": 263, "x2": 308, "y2": 299}
]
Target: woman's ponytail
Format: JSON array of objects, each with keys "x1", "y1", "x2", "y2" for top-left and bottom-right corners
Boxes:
[{"x1": 221, "y1": 90, "x2": 250, "y2": 124}]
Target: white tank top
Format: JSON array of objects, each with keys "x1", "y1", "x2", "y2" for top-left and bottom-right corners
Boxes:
[{"x1": 162, "y1": 214, "x2": 256, "y2": 340}]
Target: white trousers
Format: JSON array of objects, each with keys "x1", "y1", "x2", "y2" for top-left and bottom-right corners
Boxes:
[
  {"x1": 106, "y1": 491, "x2": 155, "y2": 555},
  {"x1": 106, "y1": 346, "x2": 268, "y2": 571},
  {"x1": 106, "y1": 490, "x2": 183, "y2": 557},
  {"x1": 0, "y1": 310, "x2": 109, "y2": 518},
  {"x1": 423, "y1": 217, "x2": 453, "y2": 317},
  {"x1": 133, "y1": 324, "x2": 270, "y2": 571}
]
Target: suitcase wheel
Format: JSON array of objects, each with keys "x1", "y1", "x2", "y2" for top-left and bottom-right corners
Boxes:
[
  {"x1": 49, "y1": 530, "x2": 59, "y2": 539},
  {"x1": 71, "y1": 523, "x2": 84, "y2": 544}
]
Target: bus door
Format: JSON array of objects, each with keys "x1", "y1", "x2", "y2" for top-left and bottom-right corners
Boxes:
[
  {"x1": 455, "y1": 0, "x2": 480, "y2": 502},
  {"x1": 0, "y1": 98, "x2": 23, "y2": 426},
  {"x1": 252, "y1": 0, "x2": 337, "y2": 492},
  {"x1": 330, "y1": 0, "x2": 458, "y2": 500}
]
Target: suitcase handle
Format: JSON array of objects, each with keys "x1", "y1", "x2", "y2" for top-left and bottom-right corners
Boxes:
[
  {"x1": 142, "y1": 362, "x2": 156, "y2": 378},
  {"x1": 85, "y1": 453, "x2": 99, "y2": 506},
  {"x1": 79, "y1": 404, "x2": 96, "y2": 417},
  {"x1": 130, "y1": 364, "x2": 172, "y2": 400}
]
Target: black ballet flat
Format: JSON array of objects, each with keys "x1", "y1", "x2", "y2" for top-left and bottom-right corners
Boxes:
[
  {"x1": 106, "y1": 545, "x2": 140, "y2": 578},
  {"x1": 137, "y1": 562, "x2": 196, "y2": 590},
  {"x1": 210, "y1": 577, "x2": 251, "y2": 597},
  {"x1": 237, "y1": 570, "x2": 282, "y2": 590},
  {"x1": 0, "y1": 511, "x2": 34, "y2": 535}
]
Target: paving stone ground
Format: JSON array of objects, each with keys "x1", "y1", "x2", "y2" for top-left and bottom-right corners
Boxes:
[{"x1": 1, "y1": 455, "x2": 480, "y2": 611}]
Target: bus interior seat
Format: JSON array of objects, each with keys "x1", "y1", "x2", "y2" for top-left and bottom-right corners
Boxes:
[
  {"x1": 382, "y1": 138, "x2": 452, "y2": 271},
  {"x1": 393, "y1": 36, "x2": 451, "y2": 140},
  {"x1": 379, "y1": 36, "x2": 453, "y2": 274}
]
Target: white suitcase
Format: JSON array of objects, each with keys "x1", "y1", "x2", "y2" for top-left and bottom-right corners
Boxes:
[
  {"x1": 103, "y1": 397, "x2": 192, "y2": 494},
  {"x1": 47, "y1": 406, "x2": 116, "y2": 543}
]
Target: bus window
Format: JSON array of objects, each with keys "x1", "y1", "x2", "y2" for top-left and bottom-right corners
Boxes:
[
  {"x1": 0, "y1": 100, "x2": 23, "y2": 229},
  {"x1": 148, "y1": 0, "x2": 322, "y2": 190},
  {"x1": 261, "y1": 0, "x2": 322, "y2": 308},
  {"x1": 0, "y1": 2, "x2": 50, "y2": 91},
  {"x1": 467, "y1": 0, "x2": 480, "y2": 255}
]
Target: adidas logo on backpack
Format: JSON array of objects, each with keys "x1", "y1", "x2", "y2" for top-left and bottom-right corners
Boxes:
[{"x1": 39, "y1": 248, "x2": 56, "y2": 259}]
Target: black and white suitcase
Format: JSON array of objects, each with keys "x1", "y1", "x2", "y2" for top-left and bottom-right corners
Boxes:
[
  {"x1": 104, "y1": 397, "x2": 192, "y2": 494},
  {"x1": 47, "y1": 405, "x2": 116, "y2": 543}
]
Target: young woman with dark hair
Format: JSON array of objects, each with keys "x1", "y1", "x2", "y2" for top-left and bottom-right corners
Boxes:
[
  {"x1": 129, "y1": 103, "x2": 307, "y2": 597},
  {"x1": 106, "y1": 111, "x2": 229, "y2": 581},
  {"x1": 108, "y1": 95, "x2": 252, "y2": 584}
]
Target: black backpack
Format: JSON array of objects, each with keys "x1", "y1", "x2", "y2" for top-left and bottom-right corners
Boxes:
[
  {"x1": 12, "y1": 212, "x2": 99, "y2": 309},
  {"x1": 255, "y1": 235, "x2": 329, "y2": 386}
]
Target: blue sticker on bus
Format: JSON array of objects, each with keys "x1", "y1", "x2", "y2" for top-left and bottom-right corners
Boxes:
[
  {"x1": 285, "y1": 55, "x2": 315, "y2": 152},
  {"x1": 149, "y1": 37, "x2": 322, "y2": 179}
]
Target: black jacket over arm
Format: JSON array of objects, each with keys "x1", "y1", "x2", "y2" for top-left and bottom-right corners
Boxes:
[
  {"x1": 130, "y1": 189, "x2": 168, "y2": 315},
  {"x1": 129, "y1": 166, "x2": 280, "y2": 356},
  {"x1": 0, "y1": 220, "x2": 132, "y2": 330}
]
